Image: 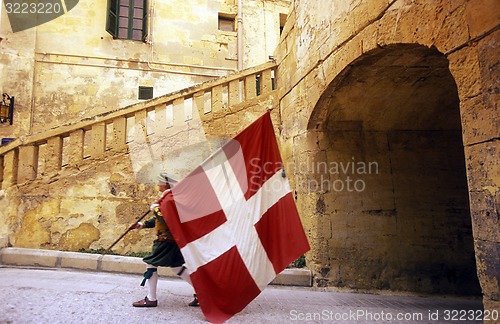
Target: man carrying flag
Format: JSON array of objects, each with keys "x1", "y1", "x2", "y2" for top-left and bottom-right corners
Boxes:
[
  {"x1": 159, "y1": 111, "x2": 310, "y2": 323},
  {"x1": 131, "y1": 173, "x2": 199, "y2": 308}
]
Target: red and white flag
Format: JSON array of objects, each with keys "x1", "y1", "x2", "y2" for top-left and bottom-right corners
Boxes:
[{"x1": 159, "y1": 111, "x2": 310, "y2": 323}]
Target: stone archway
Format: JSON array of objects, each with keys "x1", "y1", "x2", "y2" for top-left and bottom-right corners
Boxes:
[{"x1": 307, "y1": 44, "x2": 481, "y2": 295}]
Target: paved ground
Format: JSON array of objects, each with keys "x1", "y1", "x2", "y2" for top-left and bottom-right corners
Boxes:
[{"x1": 0, "y1": 266, "x2": 486, "y2": 324}]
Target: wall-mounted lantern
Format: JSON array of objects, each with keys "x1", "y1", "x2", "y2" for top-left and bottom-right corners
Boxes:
[{"x1": 0, "y1": 93, "x2": 14, "y2": 125}]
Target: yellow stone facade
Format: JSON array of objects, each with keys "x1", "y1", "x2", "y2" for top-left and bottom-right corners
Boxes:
[
  {"x1": 0, "y1": 0, "x2": 498, "y2": 311},
  {"x1": 0, "y1": 0, "x2": 289, "y2": 135}
]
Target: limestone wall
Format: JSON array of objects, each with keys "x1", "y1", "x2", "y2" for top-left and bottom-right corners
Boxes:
[
  {"x1": 2, "y1": 88, "x2": 279, "y2": 254},
  {"x1": 0, "y1": 0, "x2": 289, "y2": 137},
  {"x1": 0, "y1": 57, "x2": 280, "y2": 255},
  {"x1": 241, "y1": 0, "x2": 290, "y2": 67},
  {"x1": 276, "y1": 0, "x2": 498, "y2": 307}
]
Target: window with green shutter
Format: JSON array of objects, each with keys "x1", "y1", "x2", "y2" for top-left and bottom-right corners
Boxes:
[{"x1": 106, "y1": 0, "x2": 148, "y2": 41}]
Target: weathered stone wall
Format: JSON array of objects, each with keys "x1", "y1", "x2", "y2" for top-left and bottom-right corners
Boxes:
[
  {"x1": 242, "y1": 0, "x2": 290, "y2": 68},
  {"x1": 9, "y1": 149, "x2": 152, "y2": 252},
  {"x1": 0, "y1": 0, "x2": 289, "y2": 137},
  {"x1": 0, "y1": 24, "x2": 35, "y2": 137},
  {"x1": 3, "y1": 90, "x2": 279, "y2": 255},
  {"x1": 276, "y1": 0, "x2": 498, "y2": 308}
]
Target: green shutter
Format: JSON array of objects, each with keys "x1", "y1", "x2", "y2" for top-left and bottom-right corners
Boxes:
[
  {"x1": 106, "y1": 0, "x2": 119, "y2": 38},
  {"x1": 142, "y1": 0, "x2": 148, "y2": 41}
]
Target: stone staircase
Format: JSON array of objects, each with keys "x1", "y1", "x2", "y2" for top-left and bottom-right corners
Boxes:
[{"x1": 0, "y1": 62, "x2": 277, "y2": 190}]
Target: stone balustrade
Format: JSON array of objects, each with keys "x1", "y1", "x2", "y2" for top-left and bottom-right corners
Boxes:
[{"x1": 0, "y1": 62, "x2": 277, "y2": 189}]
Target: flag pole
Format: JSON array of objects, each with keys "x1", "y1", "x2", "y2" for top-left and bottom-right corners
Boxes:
[{"x1": 102, "y1": 209, "x2": 151, "y2": 256}]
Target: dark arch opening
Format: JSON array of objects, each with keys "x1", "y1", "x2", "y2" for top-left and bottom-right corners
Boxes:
[{"x1": 309, "y1": 44, "x2": 481, "y2": 295}]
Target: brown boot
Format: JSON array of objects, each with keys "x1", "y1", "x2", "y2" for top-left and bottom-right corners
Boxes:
[
  {"x1": 188, "y1": 294, "x2": 199, "y2": 307},
  {"x1": 132, "y1": 296, "x2": 158, "y2": 307}
]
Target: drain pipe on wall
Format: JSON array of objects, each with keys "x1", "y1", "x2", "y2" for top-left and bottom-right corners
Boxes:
[{"x1": 237, "y1": 0, "x2": 243, "y2": 71}]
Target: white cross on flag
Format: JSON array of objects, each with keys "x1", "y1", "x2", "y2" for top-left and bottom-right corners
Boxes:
[{"x1": 159, "y1": 111, "x2": 310, "y2": 323}]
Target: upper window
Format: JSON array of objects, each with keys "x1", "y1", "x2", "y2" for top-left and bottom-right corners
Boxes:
[
  {"x1": 106, "y1": 0, "x2": 148, "y2": 41},
  {"x1": 218, "y1": 14, "x2": 235, "y2": 32}
]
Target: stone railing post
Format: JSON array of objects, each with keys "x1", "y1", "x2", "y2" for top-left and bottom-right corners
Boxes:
[
  {"x1": 212, "y1": 85, "x2": 223, "y2": 113},
  {"x1": 17, "y1": 145, "x2": 38, "y2": 184},
  {"x1": 193, "y1": 91, "x2": 206, "y2": 115},
  {"x1": 2, "y1": 150, "x2": 18, "y2": 187},
  {"x1": 173, "y1": 98, "x2": 185, "y2": 127},
  {"x1": 90, "y1": 122, "x2": 106, "y2": 157},
  {"x1": 261, "y1": 68, "x2": 273, "y2": 94},
  {"x1": 245, "y1": 74, "x2": 256, "y2": 100},
  {"x1": 68, "y1": 129, "x2": 84, "y2": 166},
  {"x1": 154, "y1": 105, "x2": 167, "y2": 136},
  {"x1": 46, "y1": 136, "x2": 63, "y2": 175},
  {"x1": 112, "y1": 117, "x2": 127, "y2": 149},
  {"x1": 228, "y1": 79, "x2": 241, "y2": 106}
]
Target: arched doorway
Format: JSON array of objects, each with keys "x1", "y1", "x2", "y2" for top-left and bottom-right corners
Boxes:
[{"x1": 308, "y1": 44, "x2": 481, "y2": 295}]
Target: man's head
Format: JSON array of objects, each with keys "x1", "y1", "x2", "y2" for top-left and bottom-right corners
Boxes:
[{"x1": 157, "y1": 172, "x2": 178, "y2": 191}]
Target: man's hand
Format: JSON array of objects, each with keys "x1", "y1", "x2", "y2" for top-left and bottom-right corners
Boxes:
[{"x1": 131, "y1": 222, "x2": 143, "y2": 230}]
